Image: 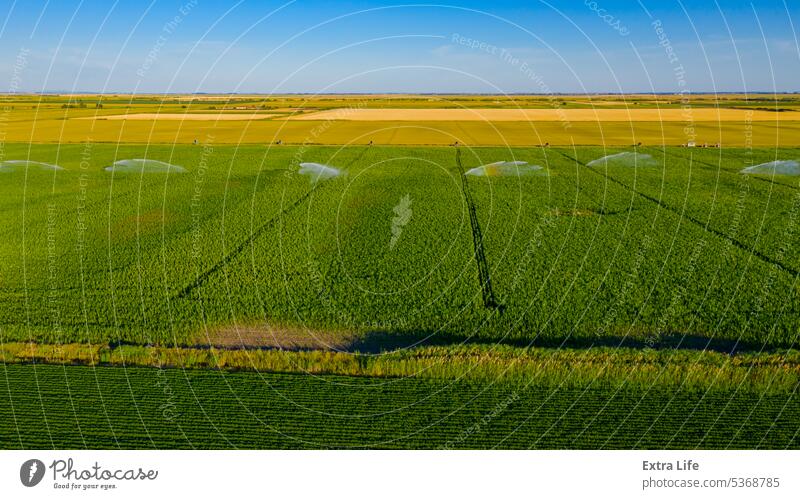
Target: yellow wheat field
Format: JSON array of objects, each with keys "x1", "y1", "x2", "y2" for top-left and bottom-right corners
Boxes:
[
  {"x1": 83, "y1": 112, "x2": 279, "y2": 121},
  {"x1": 286, "y1": 108, "x2": 800, "y2": 122}
]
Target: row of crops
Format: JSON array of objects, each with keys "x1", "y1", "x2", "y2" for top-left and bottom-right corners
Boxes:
[
  {"x1": 0, "y1": 143, "x2": 798, "y2": 350},
  {"x1": 1, "y1": 364, "x2": 796, "y2": 449}
]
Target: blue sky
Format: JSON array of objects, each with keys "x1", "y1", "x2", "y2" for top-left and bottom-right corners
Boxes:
[{"x1": 0, "y1": 0, "x2": 797, "y2": 93}]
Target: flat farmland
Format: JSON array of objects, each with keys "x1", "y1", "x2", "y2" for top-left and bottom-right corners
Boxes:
[
  {"x1": 0, "y1": 364, "x2": 797, "y2": 449},
  {"x1": 1, "y1": 143, "x2": 799, "y2": 350},
  {"x1": 3, "y1": 0, "x2": 800, "y2": 460},
  {"x1": 3, "y1": 94, "x2": 800, "y2": 146},
  {"x1": 83, "y1": 113, "x2": 280, "y2": 121},
  {"x1": 286, "y1": 108, "x2": 800, "y2": 121},
  {"x1": 6, "y1": 118, "x2": 800, "y2": 147},
  {"x1": 2, "y1": 141, "x2": 799, "y2": 449}
]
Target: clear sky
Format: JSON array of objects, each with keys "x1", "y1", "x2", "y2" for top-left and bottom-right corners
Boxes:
[{"x1": 0, "y1": 0, "x2": 797, "y2": 94}]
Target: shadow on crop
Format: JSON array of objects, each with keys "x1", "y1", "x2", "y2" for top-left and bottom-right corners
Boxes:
[
  {"x1": 117, "y1": 326, "x2": 789, "y2": 356},
  {"x1": 345, "y1": 329, "x2": 778, "y2": 355}
]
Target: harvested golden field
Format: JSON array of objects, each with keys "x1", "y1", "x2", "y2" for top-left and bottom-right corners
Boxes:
[
  {"x1": 2, "y1": 94, "x2": 800, "y2": 146},
  {"x1": 83, "y1": 112, "x2": 279, "y2": 121},
  {"x1": 3, "y1": 118, "x2": 800, "y2": 146},
  {"x1": 287, "y1": 107, "x2": 800, "y2": 122}
]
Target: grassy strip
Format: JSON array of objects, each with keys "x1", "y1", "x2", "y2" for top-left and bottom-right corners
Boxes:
[{"x1": 1, "y1": 342, "x2": 798, "y2": 393}]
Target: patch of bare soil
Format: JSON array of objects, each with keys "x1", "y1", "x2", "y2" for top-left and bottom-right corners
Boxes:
[{"x1": 201, "y1": 324, "x2": 360, "y2": 351}]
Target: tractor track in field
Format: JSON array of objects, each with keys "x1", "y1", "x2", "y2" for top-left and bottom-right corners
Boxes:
[
  {"x1": 175, "y1": 148, "x2": 370, "y2": 300},
  {"x1": 455, "y1": 148, "x2": 503, "y2": 311},
  {"x1": 653, "y1": 147, "x2": 800, "y2": 192},
  {"x1": 174, "y1": 185, "x2": 322, "y2": 299},
  {"x1": 555, "y1": 149, "x2": 800, "y2": 280}
]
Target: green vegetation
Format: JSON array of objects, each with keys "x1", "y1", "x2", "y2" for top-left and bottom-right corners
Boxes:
[
  {"x1": 2, "y1": 141, "x2": 799, "y2": 449},
  {"x1": 1, "y1": 364, "x2": 797, "y2": 449},
  {"x1": 2, "y1": 143, "x2": 798, "y2": 350}
]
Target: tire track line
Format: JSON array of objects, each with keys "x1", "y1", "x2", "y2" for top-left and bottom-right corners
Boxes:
[
  {"x1": 555, "y1": 149, "x2": 800, "y2": 279},
  {"x1": 175, "y1": 148, "x2": 370, "y2": 300},
  {"x1": 175, "y1": 186, "x2": 321, "y2": 299}
]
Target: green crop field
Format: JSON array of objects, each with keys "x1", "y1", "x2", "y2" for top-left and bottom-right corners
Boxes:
[
  {"x1": 1, "y1": 143, "x2": 799, "y2": 347},
  {"x1": 1, "y1": 141, "x2": 799, "y2": 449},
  {"x1": 1, "y1": 364, "x2": 797, "y2": 449}
]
